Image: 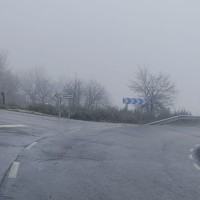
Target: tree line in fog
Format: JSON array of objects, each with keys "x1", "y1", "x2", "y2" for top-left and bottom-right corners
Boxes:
[
  {"x1": 0, "y1": 52, "x2": 109, "y2": 110},
  {"x1": 0, "y1": 51, "x2": 190, "y2": 123}
]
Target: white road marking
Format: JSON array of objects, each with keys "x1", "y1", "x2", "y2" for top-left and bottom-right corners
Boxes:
[
  {"x1": 68, "y1": 129, "x2": 81, "y2": 133},
  {"x1": 193, "y1": 163, "x2": 200, "y2": 171},
  {"x1": 8, "y1": 162, "x2": 20, "y2": 178},
  {"x1": 189, "y1": 155, "x2": 193, "y2": 160},
  {"x1": 195, "y1": 144, "x2": 200, "y2": 147},
  {"x1": 0, "y1": 125, "x2": 27, "y2": 128},
  {"x1": 26, "y1": 142, "x2": 37, "y2": 150},
  {"x1": 190, "y1": 149, "x2": 194, "y2": 152}
]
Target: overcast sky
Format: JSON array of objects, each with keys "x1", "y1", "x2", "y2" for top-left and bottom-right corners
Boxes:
[{"x1": 1, "y1": 0, "x2": 200, "y2": 114}]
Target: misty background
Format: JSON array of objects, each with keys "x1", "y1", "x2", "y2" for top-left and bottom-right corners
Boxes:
[{"x1": 1, "y1": 0, "x2": 200, "y2": 114}]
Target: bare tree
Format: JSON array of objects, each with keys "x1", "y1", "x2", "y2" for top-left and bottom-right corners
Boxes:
[
  {"x1": 35, "y1": 69, "x2": 55, "y2": 104},
  {"x1": 0, "y1": 70, "x2": 19, "y2": 105},
  {"x1": 129, "y1": 66, "x2": 177, "y2": 114},
  {"x1": 0, "y1": 51, "x2": 8, "y2": 78},
  {"x1": 84, "y1": 80, "x2": 109, "y2": 110},
  {"x1": 0, "y1": 51, "x2": 15, "y2": 105},
  {"x1": 20, "y1": 67, "x2": 55, "y2": 104},
  {"x1": 20, "y1": 68, "x2": 38, "y2": 104}
]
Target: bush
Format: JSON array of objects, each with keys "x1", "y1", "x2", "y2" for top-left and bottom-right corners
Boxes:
[
  {"x1": 28, "y1": 103, "x2": 57, "y2": 115},
  {"x1": 173, "y1": 108, "x2": 191, "y2": 116},
  {"x1": 69, "y1": 107, "x2": 140, "y2": 123},
  {"x1": 3, "y1": 102, "x2": 193, "y2": 125}
]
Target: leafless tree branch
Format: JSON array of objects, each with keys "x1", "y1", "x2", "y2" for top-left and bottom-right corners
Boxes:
[{"x1": 129, "y1": 65, "x2": 177, "y2": 114}]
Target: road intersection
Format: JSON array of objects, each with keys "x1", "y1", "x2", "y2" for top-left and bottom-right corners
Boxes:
[{"x1": 1, "y1": 110, "x2": 200, "y2": 200}]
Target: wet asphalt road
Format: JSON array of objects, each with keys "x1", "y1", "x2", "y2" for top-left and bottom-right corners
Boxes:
[{"x1": 0, "y1": 110, "x2": 200, "y2": 200}]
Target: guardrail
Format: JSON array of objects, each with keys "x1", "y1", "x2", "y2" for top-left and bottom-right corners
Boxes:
[{"x1": 146, "y1": 115, "x2": 200, "y2": 125}]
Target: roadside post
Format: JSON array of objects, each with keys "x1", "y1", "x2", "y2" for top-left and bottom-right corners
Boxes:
[
  {"x1": 64, "y1": 95, "x2": 73, "y2": 119},
  {"x1": 55, "y1": 94, "x2": 73, "y2": 118},
  {"x1": 59, "y1": 95, "x2": 62, "y2": 118},
  {"x1": 1, "y1": 92, "x2": 5, "y2": 105}
]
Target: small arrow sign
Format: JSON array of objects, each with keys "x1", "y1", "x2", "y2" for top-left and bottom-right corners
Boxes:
[{"x1": 123, "y1": 98, "x2": 147, "y2": 105}]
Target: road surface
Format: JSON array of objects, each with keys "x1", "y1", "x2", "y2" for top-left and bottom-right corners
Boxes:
[{"x1": 0, "y1": 110, "x2": 200, "y2": 200}]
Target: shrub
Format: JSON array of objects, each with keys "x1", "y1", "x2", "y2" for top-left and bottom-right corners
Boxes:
[{"x1": 28, "y1": 103, "x2": 57, "y2": 115}]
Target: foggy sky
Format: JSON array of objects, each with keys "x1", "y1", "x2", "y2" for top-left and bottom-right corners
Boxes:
[{"x1": 1, "y1": 0, "x2": 200, "y2": 114}]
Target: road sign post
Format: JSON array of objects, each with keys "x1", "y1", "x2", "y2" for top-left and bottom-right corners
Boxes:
[
  {"x1": 68, "y1": 98, "x2": 71, "y2": 119},
  {"x1": 55, "y1": 94, "x2": 73, "y2": 118},
  {"x1": 59, "y1": 96, "x2": 62, "y2": 118},
  {"x1": 123, "y1": 98, "x2": 147, "y2": 124},
  {"x1": 1, "y1": 92, "x2": 5, "y2": 105},
  {"x1": 124, "y1": 104, "x2": 128, "y2": 111}
]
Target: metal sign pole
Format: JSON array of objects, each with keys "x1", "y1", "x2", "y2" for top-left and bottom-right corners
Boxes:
[
  {"x1": 123, "y1": 98, "x2": 147, "y2": 124},
  {"x1": 1, "y1": 92, "x2": 5, "y2": 105},
  {"x1": 140, "y1": 106, "x2": 143, "y2": 124},
  {"x1": 68, "y1": 99, "x2": 71, "y2": 119},
  {"x1": 55, "y1": 94, "x2": 73, "y2": 119},
  {"x1": 124, "y1": 104, "x2": 128, "y2": 111},
  {"x1": 59, "y1": 97, "x2": 62, "y2": 118}
]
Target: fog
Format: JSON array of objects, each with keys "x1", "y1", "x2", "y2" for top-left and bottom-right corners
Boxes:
[{"x1": 1, "y1": 0, "x2": 200, "y2": 114}]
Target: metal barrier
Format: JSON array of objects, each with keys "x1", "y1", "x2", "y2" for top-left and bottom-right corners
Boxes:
[{"x1": 146, "y1": 115, "x2": 200, "y2": 125}]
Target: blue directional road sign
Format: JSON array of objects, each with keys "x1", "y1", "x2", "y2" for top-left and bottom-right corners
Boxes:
[{"x1": 123, "y1": 98, "x2": 147, "y2": 105}]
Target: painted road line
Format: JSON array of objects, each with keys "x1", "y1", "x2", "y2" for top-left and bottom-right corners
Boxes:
[
  {"x1": 193, "y1": 163, "x2": 200, "y2": 171},
  {"x1": 190, "y1": 149, "x2": 194, "y2": 152},
  {"x1": 26, "y1": 142, "x2": 37, "y2": 150},
  {"x1": 8, "y1": 162, "x2": 20, "y2": 178},
  {"x1": 68, "y1": 129, "x2": 81, "y2": 133},
  {"x1": 0, "y1": 125, "x2": 27, "y2": 128},
  {"x1": 189, "y1": 155, "x2": 193, "y2": 160}
]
